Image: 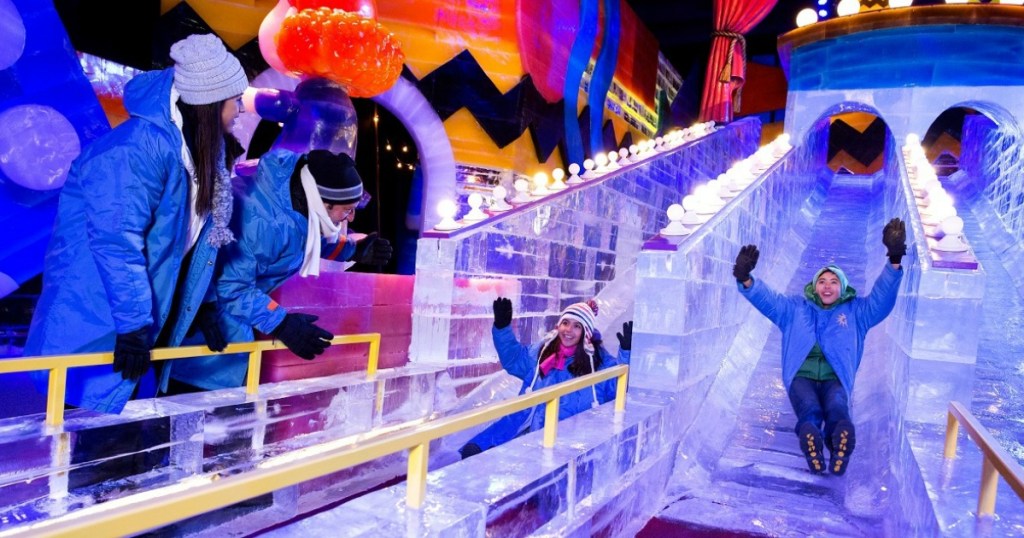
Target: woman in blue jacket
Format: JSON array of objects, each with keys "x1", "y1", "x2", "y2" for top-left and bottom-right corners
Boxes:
[
  {"x1": 733, "y1": 218, "x2": 906, "y2": 475},
  {"x1": 23, "y1": 34, "x2": 249, "y2": 413},
  {"x1": 460, "y1": 298, "x2": 632, "y2": 458},
  {"x1": 162, "y1": 148, "x2": 392, "y2": 392}
]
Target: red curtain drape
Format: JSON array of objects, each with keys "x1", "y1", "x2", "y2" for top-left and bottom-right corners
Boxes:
[{"x1": 698, "y1": 0, "x2": 777, "y2": 124}]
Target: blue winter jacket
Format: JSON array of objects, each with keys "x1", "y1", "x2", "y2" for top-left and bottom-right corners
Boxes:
[
  {"x1": 165, "y1": 149, "x2": 357, "y2": 390},
  {"x1": 467, "y1": 325, "x2": 631, "y2": 452},
  {"x1": 738, "y1": 264, "x2": 903, "y2": 398},
  {"x1": 24, "y1": 69, "x2": 221, "y2": 413}
]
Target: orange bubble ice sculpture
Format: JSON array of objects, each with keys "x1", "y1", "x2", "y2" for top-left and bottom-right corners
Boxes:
[
  {"x1": 277, "y1": 7, "x2": 404, "y2": 98},
  {"x1": 292, "y1": 0, "x2": 376, "y2": 18}
]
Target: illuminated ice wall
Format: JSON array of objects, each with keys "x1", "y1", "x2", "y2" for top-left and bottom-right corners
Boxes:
[{"x1": 409, "y1": 119, "x2": 761, "y2": 364}]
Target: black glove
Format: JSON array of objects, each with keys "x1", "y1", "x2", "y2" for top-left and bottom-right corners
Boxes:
[
  {"x1": 187, "y1": 302, "x2": 226, "y2": 352},
  {"x1": 883, "y1": 218, "x2": 907, "y2": 265},
  {"x1": 113, "y1": 327, "x2": 151, "y2": 382},
  {"x1": 352, "y1": 233, "x2": 393, "y2": 266},
  {"x1": 616, "y1": 321, "x2": 633, "y2": 351},
  {"x1": 493, "y1": 297, "x2": 513, "y2": 329},
  {"x1": 733, "y1": 244, "x2": 760, "y2": 282},
  {"x1": 271, "y1": 313, "x2": 334, "y2": 360}
]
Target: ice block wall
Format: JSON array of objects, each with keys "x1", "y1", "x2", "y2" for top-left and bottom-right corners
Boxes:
[
  {"x1": 263, "y1": 271, "x2": 416, "y2": 382},
  {"x1": 630, "y1": 154, "x2": 819, "y2": 391},
  {"x1": 897, "y1": 143, "x2": 986, "y2": 425},
  {"x1": 409, "y1": 119, "x2": 761, "y2": 364}
]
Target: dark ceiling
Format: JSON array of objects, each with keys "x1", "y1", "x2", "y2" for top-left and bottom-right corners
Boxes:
[{"x1": 627, "y1": 0, "x2": 950, "y2": 76}]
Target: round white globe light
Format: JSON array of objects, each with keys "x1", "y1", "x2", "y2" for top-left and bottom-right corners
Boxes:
[
  {"x1": 568, "y1": 162, "x2": 581, "y2": 174},
  {"x1": 514, "y1": 178, "x2": 530, "y2": 192},
  {"x1": 940, "y1": 216, "x2": 964, "y2": 235},
  {"x1": 836, "y1": 0, "x2": 859, "y2": 16},
  {"x1": 437, "y1": 199, "x2": 457, "y2": 219},
  {"x1": 467, "y1": 192, "x2": 483, "y2": 209},
  {"x1": 682, "y1": 194, "x2": 698, "y2": 212},
  {"x1": 493, "y1": 185, "x2": 507, "y2": 199},
  {"x1": 796, "y1": 8, "x2": 818, "y2": 27},
  {"x1": 552, "y1": 168, "x2": 565, "y2": 181},
  {"x1": 666, "y1": 203, "x2": 685, "y2": 221}
]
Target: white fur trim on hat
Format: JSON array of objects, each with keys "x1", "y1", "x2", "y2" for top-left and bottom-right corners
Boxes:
[{"x1": 170, "y1": 34, "x2": 248, "y2": 105}]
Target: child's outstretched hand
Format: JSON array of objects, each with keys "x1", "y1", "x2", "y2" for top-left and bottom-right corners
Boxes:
[
  {"x1": 493, "y1": 297, "x2": 513, "y2": 329},
  {"x1": 616, "y1": 321, "x2": 633, "y2": 351},
  {"x1": 733, "y1": 244, "x2": 759, "y2": 283},
  {"x1": 883, "y1": 218, "x2": 906, "y2": 265}
]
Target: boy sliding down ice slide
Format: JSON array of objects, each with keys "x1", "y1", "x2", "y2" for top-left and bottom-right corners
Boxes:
[{"x1": 733, "y1": 218, "x2": 906, "y2": 475}]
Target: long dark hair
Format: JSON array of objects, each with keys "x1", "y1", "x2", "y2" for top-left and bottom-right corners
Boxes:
[
  {"x1": 538, "y1": 332, "x2": 603, "y2": 378},
  {"x1": 289, "y1": 155, "x2": 310, "y2": 217},
  {"x1": 176, "y1": 100, "x2": 243, "y2": 214}
]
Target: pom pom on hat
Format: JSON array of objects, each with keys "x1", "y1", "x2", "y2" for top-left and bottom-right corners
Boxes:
[
  {"x1": 306, "y1": 150, "x2": 363, "y2": 204},
  {"x1": 170, "y1": 34, "x2": 248, "y2": 105}
]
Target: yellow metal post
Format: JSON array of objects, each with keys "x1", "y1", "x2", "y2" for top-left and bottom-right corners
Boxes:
[
  {"x1": 543, "y1": 398, "x2": 559, "y2": 448},
  {"x1": 366, "y1": 334, "x2": 380, "y2": 380},
  {"x1": 978, "y1": 457, "x2": 999, "y2": 516},
  {"x1": 614, "y1": 371, "x2": 628, "y2": 413},
  {"x1": 943, "y1": 411, "x2": 959, "y2": 459},
  {"x1": 245, "y1": 348, "x2": 263, "y2": 396},
  {"x1": 45, "y1": 367, "x2": 68, "y2": 427},
  {"x1": 406, "y1": 442, "x2": 429, "y2": 509}
]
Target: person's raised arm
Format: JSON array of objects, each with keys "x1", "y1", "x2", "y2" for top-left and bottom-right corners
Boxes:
[
  {"x1": 882, "y1": 217, "x2": 907, "y2": 269},
  {"x1": 491, "y1": 297, "x2": 533, "y2": 380},
  {"x1": 733, "y1": 244, "x2": 796, "y2": 327},
  {"x1": 857, "y1": 218, "x2": 907, "y2": 327},
  {"x1": 733, "y1": 244, "x2": 759, "y2": 289}
]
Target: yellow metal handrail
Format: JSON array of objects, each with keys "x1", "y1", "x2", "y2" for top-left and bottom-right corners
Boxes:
[
  {"x1": 0, "y1": 334, "x2": 381, "y2": 427},
  {"x1": 14, "y1": 364, "x2": 629, "y2": 538},
  {"x1": 943, "y1": 400, "x2": 1024, "y2": 516}
]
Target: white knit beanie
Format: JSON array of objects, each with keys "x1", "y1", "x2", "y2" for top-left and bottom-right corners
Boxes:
[{"x1": 169, "y1": 34, "x2": 248, "y2": 105}]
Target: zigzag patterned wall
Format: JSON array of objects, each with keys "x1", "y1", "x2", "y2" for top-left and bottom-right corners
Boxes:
[
  {"x1": 60, "y1": 0, "x2": 649, "y2": 172},
  {"x1": 407, "y1": 50, "x2": 632, "y2": 166},
  {"x1": 828, "y1": 111, "x2": 967, "y2": 174}
]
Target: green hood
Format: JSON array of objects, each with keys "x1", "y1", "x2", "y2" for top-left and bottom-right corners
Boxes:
[{"x1": 804, "y1": 264, "x2": 857, "y2": 308}]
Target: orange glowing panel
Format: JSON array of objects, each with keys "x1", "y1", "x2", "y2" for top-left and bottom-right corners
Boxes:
[{"x1": 377, "y1": 0, "x2": 523, "y2": 92}]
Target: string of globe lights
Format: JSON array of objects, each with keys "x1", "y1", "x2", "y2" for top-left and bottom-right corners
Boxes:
[
  {"x1": 659, "y1": 133, "x2": 792, "y2": 237},
  {"x1": 430, "y1": 122, "x2": 718, "y2": 232},
  {"x1": 903, "y1": 134, "x2": 971, "y2": 253}
]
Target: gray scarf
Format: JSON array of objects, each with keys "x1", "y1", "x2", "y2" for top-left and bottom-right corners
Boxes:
[{"x1": 206, "y1": 149, "x2": 234, "y2": 248}]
